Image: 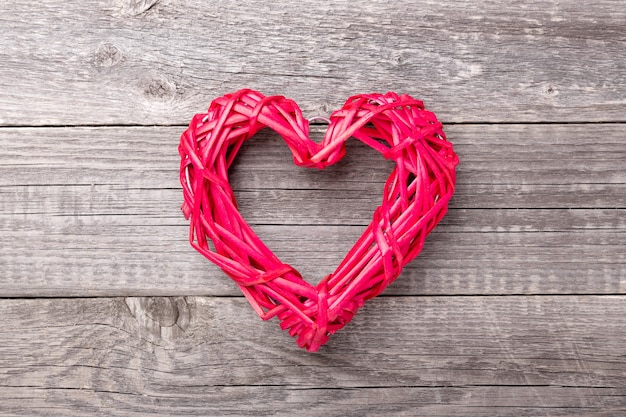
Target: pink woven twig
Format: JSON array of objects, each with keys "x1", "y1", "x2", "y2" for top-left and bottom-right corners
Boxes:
[{"x1": 179, "y1": 89, "x2": 458, "y2": 351}]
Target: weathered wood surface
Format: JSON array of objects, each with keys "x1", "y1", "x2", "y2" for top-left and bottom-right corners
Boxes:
[
  {"x1": 0, "y1": 125, "x2": 624, "y2": 296},
  {"x1": 1, "y1": 0, "x2": 625, "y2": 415},
  {"x1": 0, "y1": 0, "x2": 624, "y2": 125},
  {"x1": 1, "y1": 296, "x2": 625, "y2": 416},
  {"x1": 2, "y1": 210, "x2": 623, "y2": 297},
  {"x1": 1, "y1": 124, "x2": 624, "y2": 209}
]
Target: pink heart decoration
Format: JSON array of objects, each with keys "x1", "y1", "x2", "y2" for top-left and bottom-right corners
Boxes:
[{"x1": 179, "y1": 89, "x2": 458, "y2": 351}]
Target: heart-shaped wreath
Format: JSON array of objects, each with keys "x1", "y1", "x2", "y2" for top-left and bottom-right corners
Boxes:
[{"x1": 179, "y1": 89, "x2": 458, "y2": 351}]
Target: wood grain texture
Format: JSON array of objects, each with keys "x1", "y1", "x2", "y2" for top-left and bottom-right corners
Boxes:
[
  {"x1": 2, "y1": 0, "x2": 625, "y2": 414},
  {"x1": 0, "y1": 0, "x2": 625, "y2": 125},
  {"x1": 1, "y1": 210, "x2": 624, "y2": 297},
  {"x1": 1, "y1": 296, "x2": 625, "y2": 416},
  {"x1": 1, "y1": 124, "x2": 623, "y2": 210},
  {"x1": 0, "y1": 124, "x2": 624, "y2": 296}
]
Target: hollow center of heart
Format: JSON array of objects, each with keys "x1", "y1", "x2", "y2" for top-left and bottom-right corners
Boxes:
[{"x1": 227, "y1": 128, "x2": 395, "y2": 285}]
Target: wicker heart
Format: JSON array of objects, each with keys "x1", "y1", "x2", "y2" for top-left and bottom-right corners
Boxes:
[{"x1": 179, "y1": 89, "x2": 458, "y2": 351}]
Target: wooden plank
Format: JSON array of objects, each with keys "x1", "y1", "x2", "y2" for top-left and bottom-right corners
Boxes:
[
  {"x1": 0, "y1": 209, "x2": 624, "y2": 297},
  {"x1": 0, "y1": 1, "x2": 624, "y2": 125},
  {"x1": 1, "y1": 124, "x2": 624, "y2": 209},
  {"x1": 0, "y1": 296, "x2": 624, "y2": 415},
  {"x1": 1, "y1": 386, "x2": 623, "y2": 417}
]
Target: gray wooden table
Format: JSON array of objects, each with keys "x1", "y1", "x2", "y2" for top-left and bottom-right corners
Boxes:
[{"x1": 1, "y1": 1, "x2": 625, "y2": 415}]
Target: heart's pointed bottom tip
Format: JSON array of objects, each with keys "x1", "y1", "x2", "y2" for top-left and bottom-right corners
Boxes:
[
  {"x1": 297, "y1": 333, "x2": 330, "y2": 353},
  {"x1": 289, "y1": 314, "x2": 349, "y2": 352}
]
